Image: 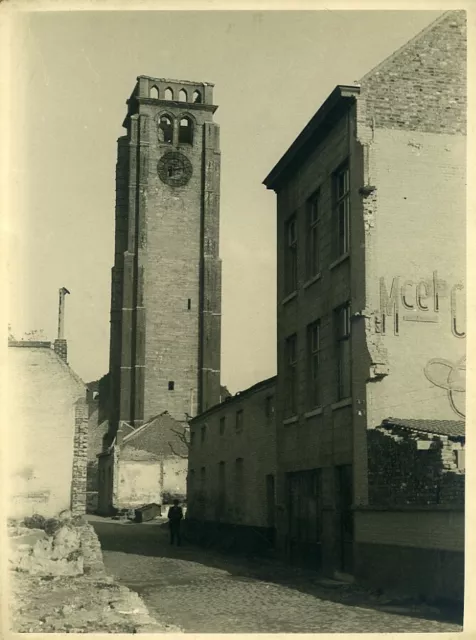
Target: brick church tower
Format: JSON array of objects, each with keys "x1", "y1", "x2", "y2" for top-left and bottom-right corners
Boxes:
[{"x1": 108, "y1": 76, "x2": 222, "y2": 428}]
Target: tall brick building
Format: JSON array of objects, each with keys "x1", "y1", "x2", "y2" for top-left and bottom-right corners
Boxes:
[
  {"x1": 108, "y1": 76, "x2": 222, "y2": 434},
  {"x1": 263, "y1": 10, "x2": 466, "y2": 595}
]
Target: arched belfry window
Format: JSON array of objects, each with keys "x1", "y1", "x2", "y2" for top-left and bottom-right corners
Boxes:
[
  {"x1": 193, "y1": 90, "x2": 202, "y2": 104},
  {"x1": 158, "y1": 115, "x2": 173, "y2": 143},
  {"x1": 150, "y1": 85, "x2": 159, "y2": 99},
  {"x1": 164, "y1": 87, "x2": 174, "y2": 101},
  {"x1": 179, "y1": 117, "x2": 193, "y2": 144},
  {"x1": 179, "y1": 89, "x2": 188, "y2": 102}
]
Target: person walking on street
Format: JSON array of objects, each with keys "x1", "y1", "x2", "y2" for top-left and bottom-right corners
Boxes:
[{"x1": 167, "y1": 499, "x2": 183, "y2": 546}]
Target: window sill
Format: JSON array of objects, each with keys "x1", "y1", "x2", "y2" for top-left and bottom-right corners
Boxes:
[
  {"x1": 331, "y1": 397, "x2": 352, "y2": 411},
  {"x1": 283, "y1": 415, "x2": 298, "y2": 425},
  {"x1": 304, "y1": 407, "x2": 323, "y2": 419},
  {"x1": 303, "y1": 273, "x2": 322, "y2": 289},
  {"x1": 329, "y1": 253, "x2": 350, "y2": 271},
  {"x1": 281, "y1": 291, "x2": 298, "y2": 306}
]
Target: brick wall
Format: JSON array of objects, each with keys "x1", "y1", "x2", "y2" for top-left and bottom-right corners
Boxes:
[
  {"x1": 188, "y1": 377, "x2": 276, "y2": 528},
  {"x1": 7, "y1": 344, "x2": 87, "y2": 519},
  {"x1": 53, "y1": 338, "x2": 68, "y2": 363},
  {"x1": 359, "y1": 11, "x2": 466, "y2": 134},
  {"x1": 355, "y1": 508, "x2": 464, "y2": 552},
  {"x1": 368, "y1": 426, "x2": 464, "y2": 507},
  {"x1": 274, "y1": 108, "x2": 359, "y2": 552},
  {"x1": 71, "y1": 397, "x2": 88, "y2": 515}
]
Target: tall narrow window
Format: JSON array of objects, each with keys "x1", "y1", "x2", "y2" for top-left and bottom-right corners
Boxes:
[
  {"x1": 306, "y1": 321, "x2": 320, "y2": 409},
  {"x1": 234, "y1": 458, "x2": 244, "y2": 521},
  {"x1": 219, "y1": 416, "x2": 226, "y2": 435},
  {"x1": 335, "y1": 303, "x2": 351, "y2": 400},
  {"x1": 158, "y1": 115, "x2": 173, "y2": 143},
  {"x1": 285, "y1": 334, "x2": 298, "y2": 417},
  {"x1": 193, "y1": 90, "x2": 202, "y2": 103},
  {"x1": 265, "y1": 395, "x2": 274, "y2": 420},
  {"x1": 200, "y1": 466, "x2": 206, "y2": 507},
  {"x1": 164, "y1": 87, "x2": 174, "y2": 101},
  {"x1": 333, "y1": 164, "x2": 350, "y2": 257},
  {"x1": 178, "y1": 117, "x2": 193, "y2": 144},
  {"x1": 201, "y1": 424, "x2": 207, "y2": 443},
  {"x1": 284, "y1": 215, "x2": 298, "y2": 295},
  {"x1": 235, "y1": 409, "x2": 244, "y2": 432},
  {"x1": 150, "y1": 85, "x2": 159, "y2": 99},
  {"x1": 218, "y1": 461, "x2": 226, "y2": 517},
  {"x1": 306, "y1": 191, "x2": 320, "y2": 278},
  {"x1": 219, "y1": 462, "x2": 226, "y2": 490},
  {"x1": 179, "y1": 89, "x2": 188, "y2": 102}
]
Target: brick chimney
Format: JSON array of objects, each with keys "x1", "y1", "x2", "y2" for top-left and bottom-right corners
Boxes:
[{"x1": 54, "y1": 287, "x2": 70, "y2": 363}]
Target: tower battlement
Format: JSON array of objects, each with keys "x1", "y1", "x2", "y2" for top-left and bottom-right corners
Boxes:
[{"x1": 133, "y1": 76, "x2": 214, "y2": 105}]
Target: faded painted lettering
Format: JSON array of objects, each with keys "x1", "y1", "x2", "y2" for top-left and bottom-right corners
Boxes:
[{"x1": 380, "y1": 273, "x2": 464, "y2": 338}]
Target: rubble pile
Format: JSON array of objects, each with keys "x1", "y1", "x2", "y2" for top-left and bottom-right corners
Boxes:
[
  {"x1": 8, "y1": 511, "x2": 179, "y2": 633},
  {"x1": 10, "y1": 573, "x2": 179, "y2": 633}
]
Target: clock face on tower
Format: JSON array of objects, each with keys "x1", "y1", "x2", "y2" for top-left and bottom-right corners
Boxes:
[{"x1": 157, "y1": 151, "x2": 193, "y2": 187}]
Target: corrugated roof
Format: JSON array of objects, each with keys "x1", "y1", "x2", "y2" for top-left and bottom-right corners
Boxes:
[{"x1": 383, "y1": 417, "x2": 465, "y2": 438}]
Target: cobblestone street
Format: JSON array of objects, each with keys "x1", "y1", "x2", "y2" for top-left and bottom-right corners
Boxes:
[{"x1": 91, "y1": 517, "x2": 463, "y2": 633}]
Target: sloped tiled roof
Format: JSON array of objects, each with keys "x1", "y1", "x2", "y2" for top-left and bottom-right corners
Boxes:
[
  {"x1": 122, "y1": 411, "x2": 188, "y2": 458},
  {"x1": 383, "y1": 417, "x2": 465, "y2": 439}
]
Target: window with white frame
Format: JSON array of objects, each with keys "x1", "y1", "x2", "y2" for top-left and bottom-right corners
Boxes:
[
  {"x1": 235, "y1": 409, "x2": 243, "y2": 433},
  {"x1": 306, "y1": 191, "x2": 320, "y2": 278},
  {"x1": 284, "y1": 215, "x2": 298, "y2": 295},
  {"x1": 333, "y1": 164, "x2": 350, "y2": 257},
  {"x1": 285, "y1": 334, "x2": 298, "y2": 417},
  {"x1": 335, "y1": 303, "x2": 351, "y2": 400},
  {"x1": 307, "y1": 320, "x2": 320, "y2": 409}
]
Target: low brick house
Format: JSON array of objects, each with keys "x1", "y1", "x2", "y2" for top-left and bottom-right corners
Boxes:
[
  {"x1": 7, "y1": 340, "x2": 88, "y2": 519},
  {"x1": 187, "y1": 376, "x2": 277, "y2": 551},
  {"x1": 355, "y1": 417, "x2": 465, "y2": 602},
  {"x1": 97, "y1": 411, "x2": 188, "y2": 515}
]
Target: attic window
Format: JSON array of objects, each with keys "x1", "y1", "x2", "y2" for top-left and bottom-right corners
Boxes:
[{"x1": 168, "y1": 381, "x2": 175, "y2": 391}]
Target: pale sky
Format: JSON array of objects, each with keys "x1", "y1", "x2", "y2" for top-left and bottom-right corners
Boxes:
[{"x1": 9, "y1": 9, "x2": 443, "y2": 393}]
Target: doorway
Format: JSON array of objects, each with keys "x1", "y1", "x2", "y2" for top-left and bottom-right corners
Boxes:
[
  {"x1": 335, "y1": 464, "x2": 354, "y2": 574},
  {"x1": 286, "y1": 469, "x2": 322, "y2": 570}
]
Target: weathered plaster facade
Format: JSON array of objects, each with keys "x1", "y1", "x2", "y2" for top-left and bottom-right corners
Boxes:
[
  {"x1": 188, "y1": 377, "x2": 277, "y2": 532},
  {"x1": 97, "y1": 411, "x2": 188, "y2": 515},
  {"x1": 7, "y1": 342, "x2": 88, "y2": 519}
]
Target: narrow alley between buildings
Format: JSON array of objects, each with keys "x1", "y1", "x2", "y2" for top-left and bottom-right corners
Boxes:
[{"x1": 90, "y1": 516, "x2": 462, "y2": 634}]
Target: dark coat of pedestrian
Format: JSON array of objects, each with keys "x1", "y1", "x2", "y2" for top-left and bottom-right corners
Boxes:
[{"x1": 167, "y1": 499, "x2": 183, "y2": 546}]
